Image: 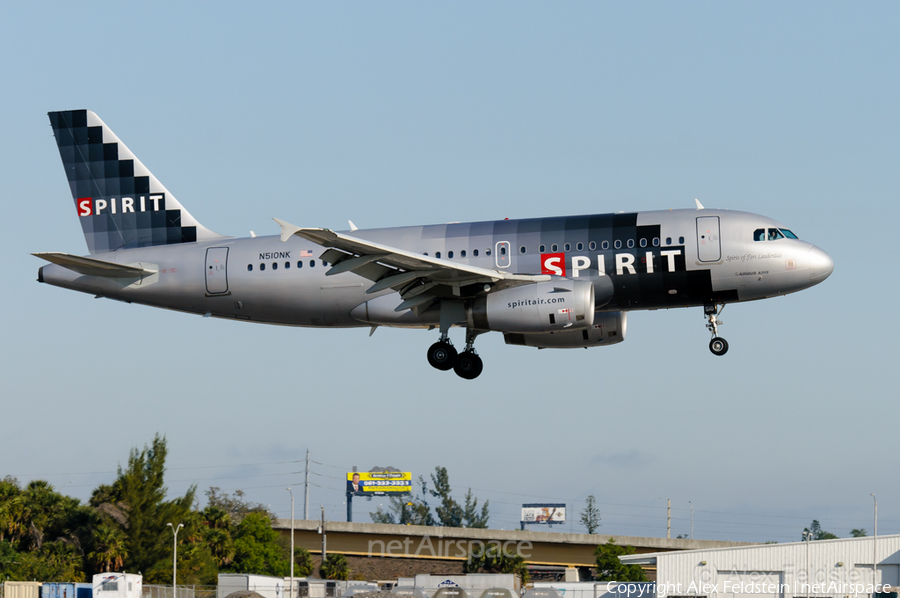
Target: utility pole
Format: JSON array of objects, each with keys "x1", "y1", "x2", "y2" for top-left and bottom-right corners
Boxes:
[
  {"x1": 304, "y1": 449, "x2": 310, "y2": 520},
  {"x1": 872, "y1": 494, "x2": 878, "y2": 584},
  {"x1": 287, "y1": 488, "x2": 294, "y2": 598},
  {"x1": 667, "y1": 499, "x2": 671, "y2": 539},
  {"x1": 320, "y1": 506, "x2": 327, "y2": 561},
  {"x1": 689, "y1": 501, "x2": 693, "y2": 540}
]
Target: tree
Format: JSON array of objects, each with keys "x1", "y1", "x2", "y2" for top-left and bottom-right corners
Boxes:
[
  {"x1": 370, "y1": 476, "x2": 435, "y2": 526},
  {"x1": 206, "y1": 487, "x2": 272, "y2": 522},
  {"x1": 580, "y1": 496, "x2": 601, "y2": 534},
  {"x1": 594, "y1": 539, "x2": 648, "y2": 582},
  {"x1": 293, "y1": 546, "x2": 314, "y2": 577},
  {"x1": 228, "y1": 512, "x2": 289, "y2": 576},
  {"x1": 88, "y1": 523, "x2": 128, "y2": 571},
  {"x1": 464, "y1": 544, "x2": 530, "y2": 584},
  {"x1": 802, "y1": 520, "x2": 838, "y2": 541},
  {"x1": 851, "y1": 529, "x2": 868, "y2": 537},
  {"x1": 463, "y1": 490, "x2": 489, "y2": 529},
  {"x1": 114, "y1": 434, "x2": 197, "y2": 576},
  {"x1": 320, "y1": 553, "x2": 350, "y2": 580},
  {"x1": 431, "y1": 467, "x2": 463, "y2": 527}
]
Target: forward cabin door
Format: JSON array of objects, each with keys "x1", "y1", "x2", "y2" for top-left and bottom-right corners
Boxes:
[
  {"x1": 696, "y1": 216, "x2": 721, "y2": 262},
  {"x1": 205, "y1": 247, "x2": 229, "y2": 294}
]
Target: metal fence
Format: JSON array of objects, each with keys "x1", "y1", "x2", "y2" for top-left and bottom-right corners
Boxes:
[{"x1": 142, "y1": 585, "x2": 216, "y2": 598}]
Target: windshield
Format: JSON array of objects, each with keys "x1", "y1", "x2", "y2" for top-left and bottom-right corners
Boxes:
[{"x1": 754, "y1": 228, "x2": 799, "y2": 241}]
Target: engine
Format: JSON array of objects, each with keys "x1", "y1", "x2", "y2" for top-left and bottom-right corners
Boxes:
[
  {"x1": 503, "y1": 311, "x2": 627, "y2": 348},
  {"x1": 467, "y1": 279, "x2": 595, "y2": 333}
]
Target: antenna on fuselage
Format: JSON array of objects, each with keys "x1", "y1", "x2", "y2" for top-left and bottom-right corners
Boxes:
[{"x1": 694, "y1": 198, "x2": 705, "y2": 210}]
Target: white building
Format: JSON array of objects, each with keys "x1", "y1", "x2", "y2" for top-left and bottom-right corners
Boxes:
[{"x1": 619, "y1": 534, "x2": 900, "y2": 598}]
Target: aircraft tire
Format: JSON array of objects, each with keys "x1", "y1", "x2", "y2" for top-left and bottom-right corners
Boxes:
[
  {"x1": 427, "y1": 341, "x2": 458, "y2": 370},
  {"x1": 709, "y1": 337, "x2": 729, "y2": 356},
  {"x1": 454, "y1": 351, "x2": 483, "y2": 380}
]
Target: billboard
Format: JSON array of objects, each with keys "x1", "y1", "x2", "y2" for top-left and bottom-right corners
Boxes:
[
  {"x1": 346, "y1": 471, "x2": 412, "y2": 496},
  {"x1": 521, "y1": 503, "x2": 566, "y2": 525}
]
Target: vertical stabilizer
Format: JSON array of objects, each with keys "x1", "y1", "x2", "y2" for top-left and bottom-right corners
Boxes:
[{"x1": 48, "y1": 110, "x2": 225, "y2": 254}]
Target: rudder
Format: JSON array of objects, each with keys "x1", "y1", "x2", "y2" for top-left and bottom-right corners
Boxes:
[{"x1": 48, "y1": 110, "x2": 224, "y2": 254}]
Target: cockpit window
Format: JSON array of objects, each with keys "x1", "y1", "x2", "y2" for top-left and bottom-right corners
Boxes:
[
  {"x1": 768, "y1": 229, "x2": 785, "y2": 241},
  {"x1": 753, "y1": 229, "x2": 766, "y2": 242},
  {"x1": 780, "y1": 229, "x2": 798, "y2": 239}
]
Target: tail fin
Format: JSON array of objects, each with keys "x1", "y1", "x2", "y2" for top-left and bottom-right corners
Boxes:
[{"x1": 48, "y1": 110, "x2": 224, "y2": 254}]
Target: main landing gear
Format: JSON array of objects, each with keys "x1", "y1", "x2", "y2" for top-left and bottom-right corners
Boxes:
[
  {"x1": 426, "y1": 329, "x2": 484, "y2": 379},
  {"x1": 705, "y1": 303, "x2": 729, "y2": 356}
]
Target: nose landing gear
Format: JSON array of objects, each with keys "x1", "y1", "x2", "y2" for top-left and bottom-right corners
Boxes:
[{"x1": 705, "y1": 303, "x2": 728, "y2": 356}]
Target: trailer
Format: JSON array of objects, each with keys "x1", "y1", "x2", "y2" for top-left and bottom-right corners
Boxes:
[{"x1": 92, "y1": 573, "x2": 142, "y2": 598}]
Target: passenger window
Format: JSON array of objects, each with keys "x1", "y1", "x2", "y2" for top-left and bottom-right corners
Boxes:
[
  {"x1": 260, "y1": 263, "x2": 265, "y2": 271},
  {"x1": 272, "y1": 262, "x2": 278, "y2": 270},
  {"x1": 519, "y1": 246, "x2": 526, "y2": 254},
  {"x1": 473, "y1": 249, "x2": 479, "y2": 257},
  {"x1": 627, "y1": 239, "x2": 634, "y2": 249},
  {"x1": 768, "y1": 229, "x2": 784, "y2": 241},
  {"x1": 652, "y1": 237, "x2": 660, "y2": 247},
  {"x1": 285, "y1": 261, "x2": 290, "y2": 269},
  {"x1": 754, "y1": 229, "x2": 766, "y2": 242},
  {"x1": 297, "y1": 261, "x2": 303, "y2": 268},
  {"x1": 601, "y1": 240, "x2": 609, "y2": 250},
  {"x1": 614, "y1": 240, "x2": 622, "y2": 249},
  {"x1": 589, "y1": 241, "x2": 596, "y2": 250},
  {"x1": 423, "y1": 252, "x2": 428, "y2": 256},
  {"x1": 551, "y1": 244, "x2": 558, "y2": 252},
  {"x1": 310, "y1": 260, "x2": 315, "y2": 267},
  {"x1": 679, "y1": 236, "x2": 685, "y2": 244},
  {"x1": 486, "y1": 248, "x2": 492, "y2": 256},
  {"x1": 461, "y1": 250, "x2": 466, "y2": 257},
  {"x1": 435, "y1": 251, "x2": 441, "y2": 259},
  {"x1": 577, "y1": 242, "x2": 584, "y2": 251},
  {"x1": 322, "y1": 260, "x2": 327, "y2": 266},
  {"x1": 640, "y1": 238, "x2": 647, "y2": 248},
  {"x1": 247, "y1": 264, "x2": 253, "y2": 272},
  {"x1": 448, "y1": 251, "x2": 454, "y2": 259},
  {"x1": 666, "y1": 237, "x2": 672, "y2": 245},
  {"x1": 780, "y1": 229, "x2": 799, "y2": 239},
  {"x1": 564, "y1": 243, "x2": 571, "y2": 252},
  {"x1": 539, "y1": 245, "x2": 546, "y2": 253},
  {"x1": 500, "y1": 246, "x2": 507, "y2": 256}
]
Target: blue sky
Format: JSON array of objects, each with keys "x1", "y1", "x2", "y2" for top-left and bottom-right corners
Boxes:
[{"x1": 1, "y1": 2, "x2": 897, "y2": 543}]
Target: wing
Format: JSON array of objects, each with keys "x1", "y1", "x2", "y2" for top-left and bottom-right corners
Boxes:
[{"x1": 274, "y1": 218, "x2": 549, "y2": 313}]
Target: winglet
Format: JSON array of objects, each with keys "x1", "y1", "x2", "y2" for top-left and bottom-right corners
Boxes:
[
  {"x1": 348, "y1": 220, "x2": 359, "y2": 232},
  {"x1": 695, "y1": 198, "x2": 705, "y2": 210},
  {"x1": 273, "y1": 218, "x2": 302, "y2": 242}
]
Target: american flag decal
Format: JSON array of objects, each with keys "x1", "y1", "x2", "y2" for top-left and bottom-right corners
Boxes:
[{"x1": 300, "y1": 250, "x2": 313, "y2": 257}]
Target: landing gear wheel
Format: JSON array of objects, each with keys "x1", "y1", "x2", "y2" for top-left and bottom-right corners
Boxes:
[
  {"x1": 453, "y1": 351, "x2": 484, "y2": 380},
  {"x1": 709, "y1": 337, "x2": 729, "y2": 356},
  {"x1": 427, "y1": 341, "x2": 458, "y2": 370}
]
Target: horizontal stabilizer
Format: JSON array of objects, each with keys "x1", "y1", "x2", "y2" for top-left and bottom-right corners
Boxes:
[{"x1": 32, "y1": 252, "x2": 156, "y2": 278}]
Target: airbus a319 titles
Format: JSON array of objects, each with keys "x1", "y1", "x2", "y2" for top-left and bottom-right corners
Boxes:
[{"x1": 35, "y1": 110, "x2": 834, "y2": 379}]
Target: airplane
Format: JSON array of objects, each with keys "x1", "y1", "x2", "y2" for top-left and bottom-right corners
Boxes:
[{"x1": 35, "y1": 110, "x2": 834, "y2": 380}]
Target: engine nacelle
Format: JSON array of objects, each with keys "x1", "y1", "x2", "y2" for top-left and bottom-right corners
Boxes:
[
  {"x1": 503, "y1": 311, "x2": 627, "y2": 348},
  {"x1": 467, "y1": 279, "x2": 595, "y2": 333}
]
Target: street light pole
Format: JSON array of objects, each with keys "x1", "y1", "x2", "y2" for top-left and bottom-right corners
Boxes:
[
  {"x1": 287, "y1": 488, "x2": 294, "y2": 598},
  {"x1": 871, "y1": 494, "x2": 878, "y2": 584},
  {"x1": 166, "y1": 522, "x2": 183, "y2": 598}
]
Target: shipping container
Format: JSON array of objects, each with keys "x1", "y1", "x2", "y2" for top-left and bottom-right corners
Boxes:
[{"x1": 4, "y1": 582, "x2": 43, "y2": 598}]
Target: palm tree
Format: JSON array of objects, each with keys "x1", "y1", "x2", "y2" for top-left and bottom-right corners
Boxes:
[{"x1": 89, "y1": 523, "x2": 128, "y2": 571}]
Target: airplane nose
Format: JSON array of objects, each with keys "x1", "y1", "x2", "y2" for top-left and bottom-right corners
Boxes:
[{"x1": 808, "y1": 246, "x2": 834, "y2": 283}]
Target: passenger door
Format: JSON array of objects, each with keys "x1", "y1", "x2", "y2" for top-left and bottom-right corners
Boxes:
[
  {"x1": 696, "y1": 216, "x2": 721, "y2": 262},
  {"x1": 205, "y1": 247, "x2": 229, "y2": 294}
]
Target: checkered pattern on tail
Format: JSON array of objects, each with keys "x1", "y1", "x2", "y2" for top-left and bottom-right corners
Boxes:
[{"x1": 48, "y1": 110, "x2": 222, "y2": 254}]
